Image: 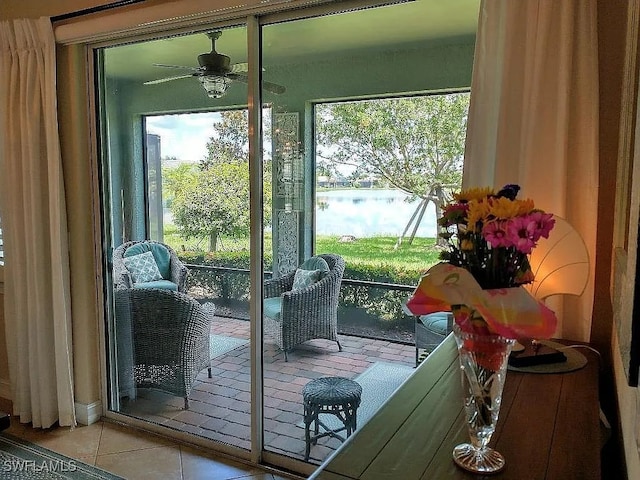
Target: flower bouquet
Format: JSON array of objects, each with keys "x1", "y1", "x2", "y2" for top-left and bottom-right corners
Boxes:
[
  {"x1": 406, "y1": 184, "x2": 558, "y2": 474},
  {"x1": 406, "y1": 184, "x2": 558, "y2": 339}
]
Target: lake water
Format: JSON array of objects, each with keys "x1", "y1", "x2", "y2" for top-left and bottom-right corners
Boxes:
[
  {"x1": 316, "y1": 189, "x2": 437, "y2": 238},
  {"x1": 163, "y1": 188, "x2": 438, "y2": 238}
]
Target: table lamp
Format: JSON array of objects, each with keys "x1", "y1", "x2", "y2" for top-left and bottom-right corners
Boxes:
[
  {"x1": 526, "y1": 215, "x2": 590, "y2": 301},
  {"x1": 511, "y1": 215, "x2": 590, "y2": 360}
]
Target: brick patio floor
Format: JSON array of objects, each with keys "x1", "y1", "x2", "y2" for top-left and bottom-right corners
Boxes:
[{"x1": 119, "y1": 315, "x2": 417, "y2": 465}]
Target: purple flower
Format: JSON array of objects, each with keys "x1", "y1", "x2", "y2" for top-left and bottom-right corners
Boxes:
[
  {"x1": 435, "y1": 183, "x2": 557, "y2": 289},
  {"x1": 496, "y1": 184, "x2": 521, "y2": 200}
]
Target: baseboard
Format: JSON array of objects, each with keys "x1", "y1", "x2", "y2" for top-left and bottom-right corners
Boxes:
[
  {"x1": 74, "y1": 400, "x2": 102, "y2": 426},
  {"x1": 0, "y1": 381, "x2": 102, "y2": 426},
  {"x1": 0, "y1": 389, "x2": 101, "y2": 426}
]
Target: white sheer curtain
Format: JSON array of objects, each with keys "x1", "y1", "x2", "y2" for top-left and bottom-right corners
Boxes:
[
  {"x1": 0, "y1": 17, "x2": 76, "y2": 428},
  {"x1": 463, "y1": 0, "x2": 598, "y2": 341}
]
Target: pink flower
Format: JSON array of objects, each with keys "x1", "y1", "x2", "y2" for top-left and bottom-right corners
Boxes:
[
  {"x1": 482, "y1": 220, "x2": 511, "y2": 248},
  {"x1": 506, "y1": 216, "x2": 537, "y2": 254},
  {"x1": 527, "y1": 211, "x2": 555, "y2": 241}
]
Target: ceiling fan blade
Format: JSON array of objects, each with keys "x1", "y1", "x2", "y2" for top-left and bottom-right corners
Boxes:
[
  {"x1": 227, "y1": 73, "x2": 286, "y2": 95},
  {"x1": 262, "y1": 80, "x2": 286, "y2": 95},
  {"x1": 152, "y1": 63, "x2": 200, "y2": 71},
  {"x1": 226, "y1": 73, "x2": 247, "y2": 84},
  {"x1": 230, "y1": 62, "x2": 248, "y2": 73},
  {"x1": 144, "y1": 74, "x2": 194, "y2": 85}
]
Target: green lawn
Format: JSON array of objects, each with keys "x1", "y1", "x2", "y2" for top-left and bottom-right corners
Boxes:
[
  {"x1": 165, "y1": 225, "x2": 439, "y2": 274},
  {"x1": 165, "y1": 228, "x2": 439, "y2": 325},
  {"x1": 316, "y1": 235, "x2": 440, "y2": 271}
]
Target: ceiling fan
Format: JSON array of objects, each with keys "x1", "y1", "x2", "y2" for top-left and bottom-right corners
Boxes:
[{"x1": 144, "y1": 31, "x2": 286, "y2": 98}]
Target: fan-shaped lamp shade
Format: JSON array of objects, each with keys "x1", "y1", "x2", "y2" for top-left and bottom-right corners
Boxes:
[
  {"x1": 526, "y1": 215, "x2": 590, "y2": 301},
  {"x1": 199, "y1": 76, "x2": 231, "y2": 98}
]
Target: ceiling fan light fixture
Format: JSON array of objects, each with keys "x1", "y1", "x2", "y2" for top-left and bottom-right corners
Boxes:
[{"x1": 199, "y1": 76, "x2": 231, "y2": 98}]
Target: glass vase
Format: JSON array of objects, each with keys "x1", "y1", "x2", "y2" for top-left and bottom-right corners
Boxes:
[{"x1": 452, "y1": 322, "x2": 515, "y2": 474}]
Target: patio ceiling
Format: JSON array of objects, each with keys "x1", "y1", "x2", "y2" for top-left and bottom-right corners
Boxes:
[{"x1": 104, "y1": 0, "x2": 480, "y2": 85}]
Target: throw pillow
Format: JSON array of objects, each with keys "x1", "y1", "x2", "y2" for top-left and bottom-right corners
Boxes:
[
  {"x1": 299, "y1": 256, "x2": 330, "y2": 276},
  {"x1": 124, "y1": 242, "x2": 171, "y2": 279},
  {"x1": 292, "y1": 268, "x2": 322, "y2": 291},
  {"x1": 123, "y1": 251, "x2": 163, "y2": 284}
]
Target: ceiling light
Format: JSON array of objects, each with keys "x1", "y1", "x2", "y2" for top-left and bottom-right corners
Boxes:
[{"x1": 199, "y1": 76, "x2": 231, "y2": 98}]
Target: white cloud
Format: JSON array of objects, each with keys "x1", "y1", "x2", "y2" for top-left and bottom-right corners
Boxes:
[{"x1": 146, "y1": 112, "x2": 221, "y2": 163}]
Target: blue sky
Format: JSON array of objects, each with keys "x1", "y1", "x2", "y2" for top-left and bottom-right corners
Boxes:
[{"x1": 146, "y1": 112, "x2": 222, "y2": 163}]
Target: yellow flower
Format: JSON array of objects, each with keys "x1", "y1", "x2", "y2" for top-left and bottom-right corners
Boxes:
[
  {"x1": 466, "y1": 200, "x2": 491, "y2": 231},
  {"x1": 517, "y1": 198, "x2": 535, "y2": 215},
  {"x1": 488, "y1": 197, "x2": 526, "y2": 219},
  {"x1": 454, "y1": 187, "x2": 494, "y2": 203}
]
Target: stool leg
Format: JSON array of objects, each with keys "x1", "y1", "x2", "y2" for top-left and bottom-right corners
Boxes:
[
  {"x1": 303, "y1": 402, "x2": 316, "y2": 461},
  {"x1": 352, "y1": 406, "x2": 358, "y2": 434},
  {"x1": 313, "y1": 411, "x2": 320, "y2": 442},
  {"x1": 344, "y1": 402, "x2": 359, "y2": 437}
]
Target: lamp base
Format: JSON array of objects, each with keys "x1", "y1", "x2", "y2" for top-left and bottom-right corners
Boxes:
[{"x1": 509, "y1": 341, "x2": 567, "y2": 367}]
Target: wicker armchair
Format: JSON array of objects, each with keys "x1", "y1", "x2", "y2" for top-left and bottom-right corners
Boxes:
[
  {"x1": 113, "y1": 240, "x2": 188, "y2": 292},
  {"x1": 263, "y1": 253, "x2": 345, "y2": 361},
  {"x1": 114, "y1": 288, "x2": 213, "y2": 409}
]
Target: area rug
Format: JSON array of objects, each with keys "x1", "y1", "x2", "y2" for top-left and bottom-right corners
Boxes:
[
  {"x1": 0, "y1": 433, "x2": 123, "y2": 479},
  {"x1": 301, "y1": 361, "x2": 415, "y2": 431},
  {"x1": 210, "y1": 334, "x2": 248, "y2": 359}
]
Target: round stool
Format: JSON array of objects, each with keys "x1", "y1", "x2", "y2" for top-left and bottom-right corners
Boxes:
[{"x1": 302, "y1": 377, "x2": 362, "y2": 461}]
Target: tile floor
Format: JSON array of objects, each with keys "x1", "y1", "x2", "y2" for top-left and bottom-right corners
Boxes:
[{"x1": 4, "y1": 418, "x2": 297, "y2": 480}]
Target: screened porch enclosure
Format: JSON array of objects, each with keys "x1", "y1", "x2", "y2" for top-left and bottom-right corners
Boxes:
[
  {"x1": 98, "y1": 0, "x2": 478, "y2": 470},
  {"x1": 102, "y1": 7, "x2": 476, "y2": 272}
]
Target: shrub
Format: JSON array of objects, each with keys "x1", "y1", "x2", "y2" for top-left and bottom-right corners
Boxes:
[
  {"x1": 181, "y1": 250, "x2": 271, "y2": 308},
  {"x1": 180, "y1": 250, "x2": 426, "y2": 338}
]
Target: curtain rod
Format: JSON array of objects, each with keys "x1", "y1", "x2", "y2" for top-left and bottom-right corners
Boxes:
[{"x1": 51, "y1": 0, "x2": 146, "y2": 23}]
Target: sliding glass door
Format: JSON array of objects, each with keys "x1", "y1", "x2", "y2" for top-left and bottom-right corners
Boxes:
[
  {"x1": 94, "y1": 0, "x2": 477, "y2": 474},
  {"x1": 99, "y1": 24, "x2": 261, "y2": 456}
]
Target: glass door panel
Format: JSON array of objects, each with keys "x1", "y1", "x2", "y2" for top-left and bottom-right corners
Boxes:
[
  {"x1": 99, "y1": 24, "x2": 256, "y2": 452},
  {"x1": 260, "y1": 0, "x2": 476, "y2": 466}
]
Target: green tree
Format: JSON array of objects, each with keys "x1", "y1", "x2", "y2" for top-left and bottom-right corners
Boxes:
[
  {"x1": 167, "y1": 109, "x2": 272, "y2": 252},
  {"x1": 172, "y1": 163, "x2": 250, "y2": 252},
  {"x1": 316, "y1": 93, "x2": 469, "y2": 244},
  {"x1": 201, "y1": 110, "x2": 248, "y2": 169},
  {"x1": 162, "y1": 162, "x2": 198, "y2": 208}
]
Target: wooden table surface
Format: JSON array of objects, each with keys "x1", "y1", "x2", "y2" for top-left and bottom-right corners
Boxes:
[{"x1": 310, "y1": 335, "x2": 601, "y2": 480}]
